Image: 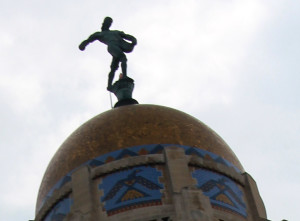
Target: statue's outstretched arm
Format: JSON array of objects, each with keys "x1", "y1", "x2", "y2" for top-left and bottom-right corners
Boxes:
[{"x1": 79, "y1": 33, "x2": 99, "y2": 51}]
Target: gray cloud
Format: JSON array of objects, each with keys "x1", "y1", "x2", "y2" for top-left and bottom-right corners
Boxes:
[{"x1": 0, "y1": 0, "x2": 298, "y2": 220}]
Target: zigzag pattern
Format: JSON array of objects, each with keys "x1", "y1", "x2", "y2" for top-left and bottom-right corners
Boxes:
[
  {"x1": 192, "y1": 168, "x2": 247, "y2": 218},
  {"x1": 43, "y1": 197, "x2": 72, "y2": 221},
  {"x1": 99, "y1": 166, "x2": 163, "y2": 216},
  {"x1": 41, "y1": 144, "x2": 240, "y2": 209}
]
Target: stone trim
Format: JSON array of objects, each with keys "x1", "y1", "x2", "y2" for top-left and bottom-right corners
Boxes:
[
  {"x1": 91, "y1": 154, "x2": 165, "y2": 179},
  {"x1": 90, "y1": 153, "x2": 243, "y2": 186},
  {"x1": 35, "y1": 151, "x2": 245, "y2": 221},
  {"x1": 243, "y1": 172, "x2": 267, "y2": 220},
  {"x1": 104, "y1": 204, "x2": 175, "y2": 221},
  {"x1": 35, "y1": 182, "x2": 72, "y2": 221},
  {"x1": 37, "y1": 144, "x2": 242, "y2": 214},
  {"x1": 188, "y1": 155, "x2": 245, "y2": 186}
]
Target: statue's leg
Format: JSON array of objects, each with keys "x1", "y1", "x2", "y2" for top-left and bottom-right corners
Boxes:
[
  {"x1": 120, "y1": 54, "x2": 128, "y2": 77},
  {"x1": 107, "y1": 57, "x2": 119, "y2": 90}
]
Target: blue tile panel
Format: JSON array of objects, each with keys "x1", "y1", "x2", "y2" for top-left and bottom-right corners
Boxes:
[
  {"x1": 41, "y1": 144, "x2": 240, "y2": 211},
  {"x1": 84, "y1": 144, "x2": 241, "y2": 173},
  {"x1": 99, "y1": 166, "x2": 163, "y2": 216},
  {"x1": 43, "y1": 196, "x2": 72, "y2": 221},
  {"x1": 192, "y1": 168, "x2": 247, "y2": 218},
  {"x1": 39, "y1": 174, "x2": 72, "y2": 212}
]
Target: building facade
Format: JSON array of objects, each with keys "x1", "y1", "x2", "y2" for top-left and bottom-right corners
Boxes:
[{"x1": 34, "y1": 104, "x2": 268, "y2": 221}]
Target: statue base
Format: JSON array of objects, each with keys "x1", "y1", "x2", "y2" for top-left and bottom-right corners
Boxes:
[{"x1": 109, "y1": 77, "x2": 138, "y2": 108}]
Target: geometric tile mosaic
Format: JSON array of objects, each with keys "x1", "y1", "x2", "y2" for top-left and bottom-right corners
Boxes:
[
  {"x1": 39, "y1": 174, "x2": 72, "y2": 212},
  {"x1": 183, "y1": 146, "x2": 240, "y2": 173},
  {"x1": 99, "y1": 166, "x2": 163, "y2": 216},
  {"x1": 43, "y1": 196, "x2": 73, "y2": 221},
  {"x1": 84, "y1": 144, "x2": 241, "y2": 173},
  {"x1": 41, "y1": 144, "x2": 241, "y2": 211},
  {"x1": 192, "y1": 168, "x2": 247, "y2": 218}
]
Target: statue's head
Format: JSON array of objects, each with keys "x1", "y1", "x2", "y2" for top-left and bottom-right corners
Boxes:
[{"x1": 101, "y1": 17, "x2": 113, "y2": 31}]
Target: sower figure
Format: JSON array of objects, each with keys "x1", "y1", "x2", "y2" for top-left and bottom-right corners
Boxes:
[{"x1": 79, "y1": 17, "x2": 137, "y2": 91}]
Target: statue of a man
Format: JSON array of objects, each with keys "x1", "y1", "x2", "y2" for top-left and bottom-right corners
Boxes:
[{"x1": 79, "y1": 17, "x2": 137, "y2": 91}]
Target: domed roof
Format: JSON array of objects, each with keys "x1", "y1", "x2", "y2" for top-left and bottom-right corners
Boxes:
[{"x1": 36, "y1": 104, "x2": 243, "y2": 212}]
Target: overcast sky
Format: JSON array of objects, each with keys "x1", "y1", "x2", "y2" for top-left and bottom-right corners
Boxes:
[{"x1": 0, "y1": 0, "x2": 299, "y2": 220}]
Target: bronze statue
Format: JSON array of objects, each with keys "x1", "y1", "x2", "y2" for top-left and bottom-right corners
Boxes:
[{"x1": 79, "y1": 17, "x2": 137, "y2": 91}]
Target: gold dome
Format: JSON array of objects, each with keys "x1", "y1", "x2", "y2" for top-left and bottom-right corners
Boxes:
[{"x1": 36, "y1": 104, "x2": 243, "y2": 212}]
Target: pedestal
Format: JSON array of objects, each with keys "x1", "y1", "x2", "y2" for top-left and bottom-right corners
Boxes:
[{"x1": 110, "y1": 77, "x2": 138, "y2": 108}]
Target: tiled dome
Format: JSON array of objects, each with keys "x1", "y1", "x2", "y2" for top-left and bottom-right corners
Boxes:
[{"x1": 36, "y1": 104, "x2": 243, "y2": 213}]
